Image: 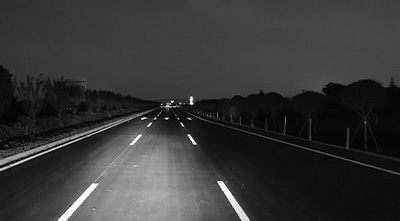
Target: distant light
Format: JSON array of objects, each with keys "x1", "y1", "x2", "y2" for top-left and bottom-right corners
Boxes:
[
  {"x1": 189, "y1": 96, "x2": 194, "y2": 105},
  {"x1": 171, "y1": 100, "x2": 174, "y2": 103}
]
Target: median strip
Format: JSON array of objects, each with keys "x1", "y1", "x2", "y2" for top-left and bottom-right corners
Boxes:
[
  {"x1": 58, "y1": 183, "x2": 99, "y2": 221},
  {"x1": 187, "y1": 134, "x2": 197, "y2": 145},
  {"x1": 217, "y1": 181, "x2": 250, "y2": 221}
]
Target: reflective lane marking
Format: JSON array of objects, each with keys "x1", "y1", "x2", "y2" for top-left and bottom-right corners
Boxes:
[
  {"x1": 130, "y1": 134, "x2": 142, "y2": 145},
  {"x1": 187, "y1": 117, "x2": 192, "y2": 121},
  {"x1": 154, "y1": 117, "x2": 157, "y2": 120},
  {"x1": 147, "y1": 122, "x2": 152, "y2": 128},
  {"x1": 187, "y1": 134, "x2": 197, "y2": 145},
  {"x1": 58, "y1": 183, "x2": 99, "y2": 221},
  {"x1": 140, "y1": 117, "x2": 147, "y2": 120},
  {"x1": 180, "y1": 122, "x2": 184, "y2": 128},
  {"x1": 164, "y1": 117, "x2": 169, "y2": 121},
  {"x1": 217, "y1": 181, "x2": 250, "y2": 221},
  {"x1": 177, "y1": 117, "x2": 180, "y2": 120}
]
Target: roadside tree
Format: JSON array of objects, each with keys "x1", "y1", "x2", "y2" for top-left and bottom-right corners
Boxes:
[
  {"x1": 13, "y1": 75, "x2": 48, "y2": 134},
  {"x1": 292, "y1": 91, "x2": 326, "y2": 139},
  {"x1": 0, "y1": 65, "x2": 14, "y2": 121},
  {"x1": 341, "y1": 79, "x2": 386, "y2": 151}
]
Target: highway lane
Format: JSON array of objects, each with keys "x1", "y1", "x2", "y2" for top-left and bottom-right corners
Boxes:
[
  {"x1": 180, "y1": 109, "x2": 400, "y2": 220},
  {"x1": 69, "y1": 108, "x2": 238, "y2": 220},
  {"x1": 1, "y1": 107, "x2": 400, "y2": 220},
  {"x1": 0, "y1": 112, "x2": 152, "y2": 220},
  {"x1": 0, "y1": 109, "x2": 243, "y2": 220}
]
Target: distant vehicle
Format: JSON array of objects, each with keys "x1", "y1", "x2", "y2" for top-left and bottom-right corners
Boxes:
[{"x1": 160, "y1": 102, "x2": 180, "y2": 108}]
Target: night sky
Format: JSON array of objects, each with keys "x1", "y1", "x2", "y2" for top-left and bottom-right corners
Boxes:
[{"x1": 1, "y1": 0, "x2": 399, "y2": 100}]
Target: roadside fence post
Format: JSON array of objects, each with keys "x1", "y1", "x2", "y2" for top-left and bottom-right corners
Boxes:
[
  {"x1": 346, "y1": 127, "x2": 350, "y2": 149},
  {"x1": 308, "y1": 118, "x2": 312, "y2": 141},
  {"x1": 283, "y1": 116, "x2": 287, "y2": 135}
]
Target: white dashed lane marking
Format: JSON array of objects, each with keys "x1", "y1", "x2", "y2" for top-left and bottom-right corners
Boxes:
[
  {"x1": 217, "y1": 181, "x2": 250, "y2": 221},
  {"x1": 130, "y1": 134, "x2": 142, "y2": 145},
  {"x1": 187, "y1": 134, "x2": 197, "y2": 145},
  {"x1": 58, "y1": 183, "x2": 99, "y2": 221}
]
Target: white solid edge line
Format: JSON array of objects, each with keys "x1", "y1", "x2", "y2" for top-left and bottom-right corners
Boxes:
[
  {"x1": 0, "y1": 121, "x2": 124, "y2": 173},
  {"x1": 180, "y1": 122, "x2": 185, "y2": 127},
  {"x1": 188, "y1": 113, "x2": 400, "y2": 176},
  {"x1": 0, "y1": 109, "x2": 158, "y2": 173},
  {"x1": 217, "y1": 181, "x2": 250, "y2": 221},
  {"x1": 147, "y1": 122, "x2": 152, "y2": 128},
  {"x1": 58, "y1": 183, "x2": 99, "y2": 221},
  {"x1": 187, "y1": 134, "x2": 197, "y2": 145},
  {"x1": 130, "y1": 134, "x2": 142, "y2": 145}
]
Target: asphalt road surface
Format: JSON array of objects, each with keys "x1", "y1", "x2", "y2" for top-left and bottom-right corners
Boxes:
[{"x1": 1, "y1": 108, "x2": 400, "y2": 220}]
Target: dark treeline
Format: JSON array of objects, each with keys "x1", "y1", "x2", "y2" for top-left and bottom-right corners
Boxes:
[
  {"x1": 191, "y1": 78, "x2": 400, "y2": 156},
  {"x1": 0, "y1": 65, "x2": 157, "y2": 145}
]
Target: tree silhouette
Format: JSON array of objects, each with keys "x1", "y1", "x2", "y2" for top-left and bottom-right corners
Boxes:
[
  {"x1": 230, "y1": 95, "x2": 245, "y2": 122},
  {"x1": 13, "y1": 75, "x2": 48, "y2": 134},
  {"x1": 322, "y1": 82, "x2": 345, "y2": 110},
  {"x1": 66, "y1": 84, "x2": 85, "y2": 123},
  {"x1": 262, "y1": 92, "x2": 286, "y2": 132},
  {"x1": 0, "y1": 65, "x2": 14, "y2": 121},
  {"x1": 47, "y1": 78, "x2": 70, "y2": 126},
  {"x1": 341, "y1": 79, "x2": 386, "y2": 151},
  {"x1": 218, "y1": 98, "x2": 230, "y2": 120},
  {"x1": 245, "y1": 93, "x2": 262, "y2": 121},
  {"x1": 292, "y1": 91, "x2": 326, "y2": 139}
]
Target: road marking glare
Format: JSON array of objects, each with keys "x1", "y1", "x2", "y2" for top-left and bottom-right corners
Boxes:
[
  {"x1": 217, "y1": 181, "x2": 250, "y2": 221},
  {"x1": 58, "y1": 183, "x2": 99, "y2": 221},
  {"x1": 130, "y1": 134, "x2": 142, "y2": 145},
  {"x1": 147, "y1": 122, "x2": 152, "y2": 128},
  {"x1": 187, "y1": 117, "x2": 192, "y2": 120},
  {"x1": 180, "y1": 122, "x2": 185, "y2": 127},
  {"x1": 140, "y1": 117, "x2": 147, "y2": 120},
  {"x1": 187, "y1": 134, "x2": 197, "y2": 145}
]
